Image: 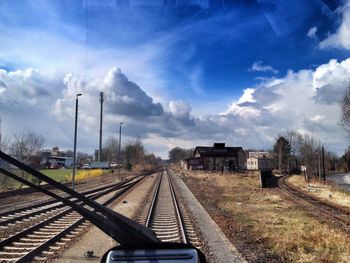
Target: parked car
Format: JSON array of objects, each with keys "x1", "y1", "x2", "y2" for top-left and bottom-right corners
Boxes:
[
  {"x1": 82, "y1": 163, "x2": 90, "y2": 169},
  {"x1": 50, "y1": 163, "x2": 60, "y2": 169}
]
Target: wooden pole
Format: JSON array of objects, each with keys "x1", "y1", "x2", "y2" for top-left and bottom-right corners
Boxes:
[{"x1": 322, "y1": 146, "x2": 326, "y2": 181}]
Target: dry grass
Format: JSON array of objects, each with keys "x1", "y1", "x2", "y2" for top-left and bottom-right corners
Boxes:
[
  {"x1": 287, "y1": 175, "x2": 350, "y2": 209},
  {"x1": 182, "y1": 170, "x2": 350, "y2": 263}
]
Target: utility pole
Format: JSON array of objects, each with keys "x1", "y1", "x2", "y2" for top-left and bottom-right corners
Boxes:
[
  {"x1": 318, "y1": 149, "x2": 321, "y2": 181},
  {"x1": 118, "y1": 122, "x2": 123, "y2": 175},
  {"x1": 98, "y1": 92, "x2": 104, "y2": 162},
  {"x1": 322, "y1": 146, "x2": 326, "y2": 181},
  {"x1": 0, "y1": 116, "x2": 2, "y2": 151},
  {"x1": 72, "y1": 94, "x2": 82, "y2": 190},
  {"x1": 278, "y1": 141, "x2": 282, "y2": 174}
]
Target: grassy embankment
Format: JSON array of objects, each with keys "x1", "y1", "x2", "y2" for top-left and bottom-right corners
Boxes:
[
  {"x1": 1, "y1": 169, "x2": 112, "y2": 189},
  {"x1": 181, "y1": 170, "x2": 350, "y2": 263}
]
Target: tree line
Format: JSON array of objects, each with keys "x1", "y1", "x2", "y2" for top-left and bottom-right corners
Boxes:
[{"x1": 0, "y1": 130, "x2": 161, "y2": 189}]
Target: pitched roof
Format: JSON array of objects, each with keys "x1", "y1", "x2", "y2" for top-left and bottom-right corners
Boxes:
[{"x1": 194, "y1": 146, "x2": 243, "y2": 156}]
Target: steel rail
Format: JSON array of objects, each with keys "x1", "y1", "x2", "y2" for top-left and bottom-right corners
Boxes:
[
  {"x1": 145, "y1": 170, "x2": 187, "y2": 243},
  {"x1": 0, "y1": 171, "x2": 148, "y2": 218},
  {"x1": 0, "y1": 177, "x2": 139, "y2": 226},
  {"x1": 0, "y1": 174, "x2": 148, "y2": 262},
  {"x1": 168, "y1": 172, "x2": 188, "y2": 244},
  {"x1": 145, "y1": 171, "x2": 163, "y2": 227},
  {"x1": 0, "y1": 150, "x2": 160, "y2": 254},
  {"x1": 279, "y1": 176, "x2": 350, "y2": 226}
]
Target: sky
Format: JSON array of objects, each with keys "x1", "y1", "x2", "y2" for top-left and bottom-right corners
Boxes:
[{"x1": 1, "y1": 0, "x2": 350, "y2": 158}]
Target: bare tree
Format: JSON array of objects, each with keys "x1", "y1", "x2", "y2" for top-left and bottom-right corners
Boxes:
[
  {"x1": 300, "y1": 134, "x2": 321, "y2": 182},
  {"x1": 282, "y1": 130, "x2": 303, "y2": 158},
  {"x1": 0, "y1": 134, "x2": 11, "y2": 189},
  {"x1": 168, "y1": 147, "x2": 193, "y2": 165},
  {"x1": 101, "y1": 137, "x2": 119, "y2": 162},
  {"x1": 144, "y1": 153, "x2": 162, "y2": 166},
  {"x1": 10, "y1": 131, "x2": 45, "y2": 162},
  {"x1": 341, "y1": 86, "x2": 350, "y2": 133},
  {"x1": 0, "y1": 134, "x2": 11, "y2": 153},
  {"x1": 9, "y1": 131, "x2": 46, "y2": 186},
  {"x1": 76, "y1": 152, "x2": 92, "y2": 166},
  {"x1": 124, "y1": 139, "x2": 145, "y2": 166},
  {"x1": 282, "y1": 129, "x2": 303, "y2": 172}
]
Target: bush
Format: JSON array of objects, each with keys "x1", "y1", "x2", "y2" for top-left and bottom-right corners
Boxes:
[{"x1": 66, "y1": 169, "x2": 104, "y2": 183}]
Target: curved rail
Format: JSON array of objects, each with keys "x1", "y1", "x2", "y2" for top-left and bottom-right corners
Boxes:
[{"x1": 279, "y1": 176, "x2": 350, "y2": 226}]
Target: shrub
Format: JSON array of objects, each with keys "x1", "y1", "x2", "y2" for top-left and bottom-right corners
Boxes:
[{"x1": 66, "y1": 169, "x2": 104, "y2": 183}]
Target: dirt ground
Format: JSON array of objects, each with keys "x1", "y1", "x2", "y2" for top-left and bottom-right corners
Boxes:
[{"x1": 180, "y1": 170, "x2": 350, "y2": 263}]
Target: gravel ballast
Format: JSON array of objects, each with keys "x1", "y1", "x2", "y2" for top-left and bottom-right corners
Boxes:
[{"x1": 169, "y1": 170, "x2": 247, "y2": 263}]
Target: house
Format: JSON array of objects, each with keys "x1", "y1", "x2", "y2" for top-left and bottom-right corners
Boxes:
[
  {"x1": 194, "y1": 143, "x2": 245, "y2": 171},
  {"x1": 181, "y1": 157, "x2": 202, "y2": 170},
  {"x1": 246, "y1": 157, "x2": 274, "y2": 170}
]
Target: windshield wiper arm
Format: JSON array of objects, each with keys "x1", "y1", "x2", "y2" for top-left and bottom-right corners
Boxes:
[{"x1": 0, "y1": 151, "x2": 159, "y2": 246}]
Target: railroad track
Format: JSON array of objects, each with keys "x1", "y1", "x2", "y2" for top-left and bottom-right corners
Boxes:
[
  {"x1": 279, "y1": 176, "x2": 350, "y2": 227},
  {"x1": 0, "y1": 171, "x2": 157, "y2": 262},
  {"x1": 139, "y1": 170, "x2": 200, "y2": 247},
  {"x1": 0, "y1": 175, "x2": 144, "y2": 232}
]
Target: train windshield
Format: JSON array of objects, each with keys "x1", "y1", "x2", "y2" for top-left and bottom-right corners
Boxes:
[{"x1": 1, "y1": 1, "x2": 350, "y2": 263}]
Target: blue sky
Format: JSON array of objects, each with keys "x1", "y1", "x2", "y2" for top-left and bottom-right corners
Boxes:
[{"x1": 1, "y1": 0, "x2": 350, "y2": 158}]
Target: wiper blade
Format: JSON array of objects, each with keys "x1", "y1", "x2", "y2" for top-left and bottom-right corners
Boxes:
[{"x1": 0, "y1": 151, "x2": 159, "y2": 245}]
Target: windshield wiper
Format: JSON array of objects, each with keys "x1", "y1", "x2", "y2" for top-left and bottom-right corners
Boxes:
[{"x1": 0, "y1": 151, "x2": 159, "y2": 246}]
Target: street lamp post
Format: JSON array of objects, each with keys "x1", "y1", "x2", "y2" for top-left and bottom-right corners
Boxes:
[
  {"x1": 118, "y1": 122, "x2": 123, "y2": 174},
  {"x1": 72, "y1": 93, "x2": 82, "y2": 190}
]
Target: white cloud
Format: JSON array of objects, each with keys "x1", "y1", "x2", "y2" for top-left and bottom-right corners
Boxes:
[
  {"x1": 250, "y1": 61, "x2": 278, "y2": 74},
  {"x1": 0, "y1": 68, "x2": 59, "y2": 107},
  {"x1": 313, "y1": 58, "x2": 350, "y2": 104},
  {"x1": 307, "y1": 26, "x2": 318, "y2": 38},
  {"x1": 52, "y1": 68, "x2": 164, "y2": 127},
  {"x1": 319, "y1": 1, "x2": 350, "y2": 49},
  {"x1": 168, "y1": 100, "x2": 191, "y2": 118},
  {"x1": 223, "y1": 58, "x2": 350, "y2": 154},
  {"x1": 237, "y1": 88, "x2": 256, "y2": 104},
  {"x1": 310, "y1": 115, "x2": 325, "y2": 123},
  {"x1": 2, "y1": 57, "x2": 350, "y2": 158}
]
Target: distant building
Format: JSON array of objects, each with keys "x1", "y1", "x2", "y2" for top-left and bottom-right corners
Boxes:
[
  {"x1": 246, "y1": 157, "x2": 274, "y2": 171},
  {"x1": 193, "y1": 143, "x2": 245, "y2": 171},
  {"x1": 248, "y1": 151, "x2": 272, "y2": 159},
  {"x1": 39, "y1": 147, "x2": 73, "y2": 168},
  {"x1": 181, "y1": 157, "x2": 202, "y2": 170}
]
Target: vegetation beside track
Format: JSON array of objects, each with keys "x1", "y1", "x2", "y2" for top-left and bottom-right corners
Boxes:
[
  {"x1": 181, "y1": 170, "x2": 350, "y2": 263},
  {"x1": 0, "y1": 169, "x2": 113, "y2": 190},
  {"x1": 287, "y1": 175, "x2": 350, "y2": 208}
]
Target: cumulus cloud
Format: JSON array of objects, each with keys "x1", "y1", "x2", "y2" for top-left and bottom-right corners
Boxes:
[
  {"x1": 250, "y1": 61, "x2": 278, "y2": 74},
  {"x1": 2, "y1": 59, "x2": 350, "y2": 157},
  {"x1": 0, "y1": 68, "x2": 58, "y2": 107},
  {"x1": 319, "y1": 1, "x2": 350, "y2": 49},
  {"x1": 313, "y1": 59, "x2": 350, "y2": 104},
  {"x1": 52, "y1": 67, "x2": 164, "y2": 124},
  {"x1": 169, "y1": 100, "x2": 191, "y2": 118},
  {"x1": 222, "y1": 58, "x2": 350, "y2": 153}
]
